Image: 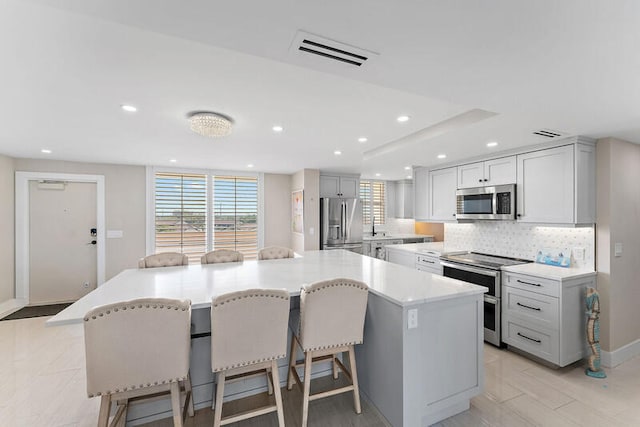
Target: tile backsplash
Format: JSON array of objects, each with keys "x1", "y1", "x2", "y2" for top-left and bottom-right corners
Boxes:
[{"x1": 445, "y1": 222, "x2": 595, "y2": 269}]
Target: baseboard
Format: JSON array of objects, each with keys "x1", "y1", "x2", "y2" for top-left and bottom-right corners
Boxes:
[
  {"x1": 0, "y1": 298, "x2": 27, "y2": 319},
  {"x1": 601, "y1": 338, "x2": 640, "y2": 368}
]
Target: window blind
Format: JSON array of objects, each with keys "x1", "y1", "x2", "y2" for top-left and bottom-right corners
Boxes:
[
  {"x1": 213, "y1": 175, "x2": 259, "y2": 260},
  {"x1": 155, "y1": 172, "x2": 207, "y2": 263},
  {"x1": 360, "y1": 180, "x2": 385, "y2": 225}
]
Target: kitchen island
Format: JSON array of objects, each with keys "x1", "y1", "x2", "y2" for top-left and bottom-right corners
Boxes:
[{"x1": 49, "y1": 250, "x2": 486, "y2": 426}]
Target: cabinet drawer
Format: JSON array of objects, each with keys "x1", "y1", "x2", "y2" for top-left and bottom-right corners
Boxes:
[
  {"x1": 503, "y1": 287, "x2": 558, "y2": 330},
  {"x1": 503, "y1": 319, "x2": 559, "y2": 364},
  {"x1": 503, "y1": 272, "x2": 559, "y2": 297},
  {"x1": 416, "y1": 264, "x2": 442, "y2": 276},
  {"x1": 416, "y1": 254, "x2": 440, "y2": 266}
]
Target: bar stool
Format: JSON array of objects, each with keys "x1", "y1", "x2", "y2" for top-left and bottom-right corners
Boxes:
[
  {"x1": 286, "y1": 278, "x2": 369, "y2": 427},
  {"x1": 138, "y1": 252, "x2": 189, "y2": 268},
  {"x1": 201, "y1": 249, "x2": 244, "y2": 264},
  {"x1": 257, "y1": 246, "x2": 294, "y2": 260},
  {"x1": 211, "y1": 289, "x2": 290, "y2": 427},
  {"x1": 83, "y1": 298, "x2": 194, "y2": 427}
]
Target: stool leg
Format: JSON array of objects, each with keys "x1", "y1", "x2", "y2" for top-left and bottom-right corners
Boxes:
[
  {"x1": 185, "y1": 373, "x2": 195, "y2": 417},
  {"x1": 332, "y1": 353, "x2": 339, "y2": 379},
  {"x1": 301, "y1": 351, "x2": 312, "y2": 427},
  {"x1": 97, "y1": 395, "x2": 111, "y2": 427},
  {"x1": 267, "y1": 366, "x2": 274, "y2": 395},
  {"x1": 348, "y1": 345, "x2": 362, "y2": 414},
  {"x1": 286, "y1": 335, "x2": 297, "y2": 391},
  {"x1": 170, "y1": 381, "x2": 183, "y2": 427},
  {"x1": 271, "y1": 360, "x2": 285, "y2": 427},
  {"x1": 214, "y1": 372, "x2": 226, "y2": 427}
]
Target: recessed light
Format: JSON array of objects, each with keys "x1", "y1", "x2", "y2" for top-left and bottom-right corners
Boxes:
[
  {"x1": 437, "y1": 154, "x2": 447, "y2": 159},
  {"x1": 169, "y1": 159, "x2": 177, "y2": 163},
  {"x1": 272, "y1": 125, "x2": 283, "y2": 132},
  {"x1": 247, "y1": 164, "x2": 254, "y2": 168},
  {"x1": 358, "y1": 137, "x2": 368, "y2": 143},
  {"x1": 397, "y1": 115, "x2": 410, "y2": 123},
  {"x1": 121, "y1": 105, "x2": 137, "y2": 112},
  {"x1": 334, "y1": 150, "x2": 342, "y2": 155},
  {"x1": 375, "y1": 173, "x2": 381, "y2": 177},
  {"x1": 487, "y1": 141, "x2": 499, "y2": 147},
  {"x1": 406, "y1": 175, "x2": 412, "y2": 179},
  {"x1": 41, "y1": 149, "x2": 51, "y2": 154},
  {"x1": 404, "y1": 166, "x2": 411, "y2": 170}
]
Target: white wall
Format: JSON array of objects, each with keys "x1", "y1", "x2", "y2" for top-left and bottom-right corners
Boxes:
[
  {"x1": 290, "y1": 169, "x2": 320, "y2": 253},
  {"x1": 596, "y1": 138, "x2": 640, "y2": 354},
  {"x1": 0, "y1": 154, "x2": 14, "y2": 304},
  {"x1": 263, "y1": 173, "x2": 292, "y2": 248}
]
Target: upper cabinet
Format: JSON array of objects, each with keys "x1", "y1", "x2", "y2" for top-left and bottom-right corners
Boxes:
[
  {"x1": 320, "y1": 175, "x2": 359, "y2": 198},
  {"x1": 388, "y1": 180, "x2": 414, "y2": 219},
  {"x1": 429, "y1": 167, "x2": 458, "y2": 221},
  {"x1": 516, "y1": 143, "x2": 595, "y2": 224},
  {"x1": 458, "y1": 156, "x2": 516, "y2": 189},
  {"x1": 414, "y1": 167, "x2": 429, "y2": 221}
]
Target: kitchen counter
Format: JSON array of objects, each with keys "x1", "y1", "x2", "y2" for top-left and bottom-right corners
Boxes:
[
  {"x1": 502, "y1": 262, "x2": 596, "y2": 280},
  {"x1": 384, "y1": 241, "x2": 466, "y2": 256},
  {"x1": 363, "y1": 233, "x2": 433, "y2": 241},
  {"x1": 48, "y1": 250, "x2": 485, "y2": 427}
]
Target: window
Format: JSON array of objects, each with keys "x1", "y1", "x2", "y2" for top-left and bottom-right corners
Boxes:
[
  {"x1": 153, "y1": 171, "x2": 260, "y2": 262},
  {"x1": 360, "y1": 180, "x2": 385, "y2": 225},
  {"x1": 213, "y1": 176, "x2": 258, "y2": 260}
]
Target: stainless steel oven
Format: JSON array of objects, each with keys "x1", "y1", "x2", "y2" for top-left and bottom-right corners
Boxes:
[{"x1": 441, "y1": 261, "x2": 502, "y2": 346}]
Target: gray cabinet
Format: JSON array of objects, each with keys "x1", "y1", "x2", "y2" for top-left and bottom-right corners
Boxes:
[
  {"x1": 388, "y1": 180, "x2": 414, "y2": 219},
  {"x1": 429, "y1": 167, "x2": 457, "y2": 222},
  {"x1": 320, "y1": 175, "x2": 359, "y2": 198},
  {"x1": 414, "y1": 167, "x2": 429, "y2": 221},
  {"x1": 502, "y1": 271, "x2": 594, "y2": 367},
  {"x1": 458, "y1": 156, "x2": 516, "y2": 189}
]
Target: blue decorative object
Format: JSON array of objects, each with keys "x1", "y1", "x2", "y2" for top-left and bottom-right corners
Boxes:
[
  {"x1": 585, "y1": 288, "x2": 606, "y2": 378},
  {"x1": 535, "y1": 248, "x2": 571, "y2": 268}
]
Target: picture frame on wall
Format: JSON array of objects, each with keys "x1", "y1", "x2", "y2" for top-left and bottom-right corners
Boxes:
[{"x1": 292, "y1": 189, "x2": 303, "y2": 234}]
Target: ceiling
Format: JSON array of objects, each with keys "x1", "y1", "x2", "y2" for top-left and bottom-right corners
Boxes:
[{"x1": 1, "y1": 0, "x2": 639, "y2": 179}]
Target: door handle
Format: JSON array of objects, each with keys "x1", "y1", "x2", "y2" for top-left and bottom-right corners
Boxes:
[{"x1": 87, "y1": 240, "x2": 97, "y2": 245}]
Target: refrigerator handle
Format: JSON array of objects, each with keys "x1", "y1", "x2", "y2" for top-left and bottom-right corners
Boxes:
[{"x1": 341, "y1": 202, "x2": 346, "y2": 240}]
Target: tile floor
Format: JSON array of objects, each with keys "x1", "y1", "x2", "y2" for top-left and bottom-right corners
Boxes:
[{"x1": 0, "y1": 316, "x2": 639, "y2": 426}]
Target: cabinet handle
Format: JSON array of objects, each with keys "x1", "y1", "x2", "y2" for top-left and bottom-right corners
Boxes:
[
  {"x1": 421, "y1": 259, "x2": 435, "y2": 264},
  {"x1": 516, "y1": 279, "x2": 542, "y2": 287},
  {"x1": 452, "y1": 213, "x2": 456, "y2": 217},
  {"x1": 517, "y1": 302, "x2": 541, "y2": 311},
  {"x1": 517, "y1": 214, "x2": 522, "y2": 218},
  {"x1": 484, "y1": 179, "x2": 488, "y2": 182},
  {"x1": 517, "y1": 332, "x2": 542, "y2": 344},
  {"x1": 478, "y1": 179, "x2": 482, "y2": 183}
]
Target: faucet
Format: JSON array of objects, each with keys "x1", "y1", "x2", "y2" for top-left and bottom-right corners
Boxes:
[{"x1": 372, "y1": 216, "x2": 376, "y2": 236}]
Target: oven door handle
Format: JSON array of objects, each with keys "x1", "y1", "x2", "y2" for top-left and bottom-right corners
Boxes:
[
  {"x1": 484, "y1": 295, "x2": 498, "y2": 305},
  {"x1": 441, "y1": 261, "x2": 499, "y2": 278}
]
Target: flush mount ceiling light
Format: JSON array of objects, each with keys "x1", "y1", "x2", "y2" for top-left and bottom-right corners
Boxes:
[
  {"x1": 272, "y1": 125, "x2": 284, "y2": 132},
  {"x1": 397, "y1": 115, "x2": 410, "y2": 123},
  {"x1": 437, "y1": 154, "x2": 447, "y2": 159},
  {"x1": 358, "y1": 137, "x2": 368, "y2": 143},
  {"x1": 169, "y1": 159, "x2": 177, "y2": 163},
  {"x1": 41, "y1": 149, "x2": 52, "y2": 154},
  {"x1": 334, "y1": 150, "x2": 342, "y2": 155},
  {"x1": 121, "y1": 104, "x2": 137, "y2": 112},
  {"x1": 188, "y1": 112, "x2": 233, "y2": 138},
  {"x1": 404, "y1": 166, "x2": 411, "y2": 170},
  {"x1": 487, "y1": 141, "x2": 499, "y2": 147}
]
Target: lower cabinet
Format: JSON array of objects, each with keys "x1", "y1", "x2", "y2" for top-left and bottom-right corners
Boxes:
[
  {"x1": 502, "y1": 271, "x2": 595, "y2": 367},
  {"x1": 416, "y1": 253, "x2": 443, "y2": 275}
]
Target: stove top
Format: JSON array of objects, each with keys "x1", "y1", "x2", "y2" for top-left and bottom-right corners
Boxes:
[{"x1": 440, "y1": 252, "x2": 532, "y2": 270}]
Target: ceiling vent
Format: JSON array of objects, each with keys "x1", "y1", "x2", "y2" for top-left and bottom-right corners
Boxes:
[
  {"x1": 532, "y1": 129, "x2": 565, "y2": 139},
  {"x1": 288, "y1": 30, "x2": 378, "y2": 67}
]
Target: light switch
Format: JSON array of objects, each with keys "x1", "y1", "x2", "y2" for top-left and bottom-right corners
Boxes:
[
  {"x1": 309, "y1": 227, "x2": 314, "y2": 236},
  {"x1": 614, "y1": 242, "x2": 623, "y2": 257},
  {"x1": 408, "y1": 309, "x2": 418, "y2": 329}
]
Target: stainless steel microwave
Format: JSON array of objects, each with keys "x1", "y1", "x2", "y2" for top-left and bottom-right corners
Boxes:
[{"x1": 456, "y1": 184, "x2": 516, "y2": 220}]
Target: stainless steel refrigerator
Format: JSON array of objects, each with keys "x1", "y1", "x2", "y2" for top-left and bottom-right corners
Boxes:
[{"x1": 320, "y1": 198, "x2": 363, "y2": 254}]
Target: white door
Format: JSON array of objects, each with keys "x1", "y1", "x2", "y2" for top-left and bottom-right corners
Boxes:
[
  {"x1": 457, "y1": 162, "x2": 484, "y2": 188},
  {"x1": 413, "y1": 167, "x2": 429, "y2": 221},
  {"x1": 338, "y1": 177, "x2": 359, "y2": 198},
  {"x1": 484, "y1": 156, "x2": 517, "y2": 186},
  {"x1": 29, "y1": 181, "x2": 97, "y2": 305}
]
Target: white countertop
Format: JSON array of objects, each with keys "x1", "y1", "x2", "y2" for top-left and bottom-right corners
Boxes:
[
  {"x1": 502, "y1": 262, "x2": 596, "y2": 280},
  {"x1": 363, "y1": 234, "x2": 433, "y2": 241},
  {"x1": 47, "y1": 250, "x2": 486, "y2": 326},
  {"x1": 384, "y1": 241, "x2": 466, "y2": 257}
]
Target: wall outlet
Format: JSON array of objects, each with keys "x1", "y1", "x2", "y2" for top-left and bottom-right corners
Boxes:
[
  {"x1": 408, "y1": 309, "x2": 418, "y2": 329},
  {"x1": 572, "y1": 247, "x2": 585, "y2": 260},
  {"x1": 83, "y1": 281, "x2": 90, "y2": 289}
]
